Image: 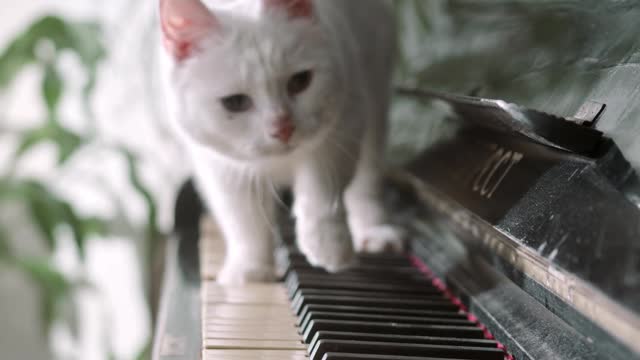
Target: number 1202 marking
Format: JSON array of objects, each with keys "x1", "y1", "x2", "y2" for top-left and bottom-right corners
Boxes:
[{"x1": 472, "y1": 146, "x2": 524, "y2": 199}]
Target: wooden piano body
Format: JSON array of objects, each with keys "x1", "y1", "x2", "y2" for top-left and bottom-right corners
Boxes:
[{"x1": 152, "y1": 2, "x2": 640, "y2": 359}]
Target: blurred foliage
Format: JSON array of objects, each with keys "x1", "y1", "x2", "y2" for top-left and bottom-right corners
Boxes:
[{"x1": 0, "y1": 14, "x2": 162, "y2": 358}]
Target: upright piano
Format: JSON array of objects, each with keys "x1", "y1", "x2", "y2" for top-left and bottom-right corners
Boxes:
[
  {"x1": 151, "y1": 2, "x2": 640, "y2": 357},
  {"x1": 151, "y1": 87, "x2": 640, "y2": 359}
]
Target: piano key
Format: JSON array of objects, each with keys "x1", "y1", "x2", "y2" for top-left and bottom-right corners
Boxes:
[
  {"x1": 286, "y1": 256, "x2": 419, "y2": 269},
  {"x1": 291, "y1": 288, "x2": 446, "y2": 306},
  {"x1": 293, "y1": 295, "x2": 459, "y2": 316},
  {"x1": 205, "y1": 317, "x2": 297, "y2": 326},
  {"x1": 308, "y1": 331, "x2": 499, "y2": 354},
  {"x1": 302, "y1": 319, "x2": 485, "y2": 344},
  {"x1": 198, "y1": 225, "x2": 511, "y2": 359},
  {"x1": 320, "y1": 353, "x2": 467, "y2": 360},
  {"x1": 205, "y1": 338, "x2": 306, "y2": 351},
  {"x1": 203, "y1": 325, "x2": 300, "y2": 340},
  {"x1": 286, "y1": 277, "x2": 442, "y2": 296},
  {"x1": 310, "y1": 340, "x2": 505, "y2": 360},
  {"x1": 299, "y1": 311, "x2": 474, "y2": 332},
  {"x1": 204, "y1": 304, "x2": 295, "y2": 320},
  {"x1": 205, "y1": 323, "x2": 299, "y2": 340},
  {"x1": 287, "y1": 259, "x2": 415, "y2": 271},
  {"x1": 204, "y1": 349, "x2": 308, "y2": 360},
  {"x1": 286, "y1": 271, "x2": 433, "y2": 285},
  {"x1": 204, "y1": 284, "x2": 290, "y2": 305},
  {"x1": 289, "y1": 266, "x2": 426, "y2": 278},
  {"x1": 297, "y1": 305, "x2": 466, "y2": 326},
  {"x1": 287, "y1": 252, "x2": 410, "y2": 264}
]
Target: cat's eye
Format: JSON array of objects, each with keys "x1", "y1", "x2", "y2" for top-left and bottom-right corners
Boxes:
[
  {"x1": 221, "y1": 94, "x2": 253, "y2": 113},
  {"x1": 287, "y1": 70, "x2": 313, "y2": 96}
]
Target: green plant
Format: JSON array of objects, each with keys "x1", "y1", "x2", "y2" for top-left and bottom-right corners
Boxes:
[{"x1": 0, "y1": 14, "x2": 162, "y2": 358}]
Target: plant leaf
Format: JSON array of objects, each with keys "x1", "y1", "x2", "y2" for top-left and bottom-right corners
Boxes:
[
  {"x1": 0, "y1": 16, "x2": 105, "y2": 89},
  {"x1": 120, "y1": 148, "x2": 160, "y2": 240},
  {"x1": 13, "y1": 257, "x2": 72, "y2": 331},
  {"x1": 1, "y1": 180, "x2": 110, "y2": 257},
  {"x1": 15, "y1": 126, "x2": 51, "y2": 159},
  {"x1": 15, "y1": 123, "x2": 84, "y2": 164},
  {"x1": 52, "y1": 124, "x2": 83, "y2": 164},
  {"x1": 59, "y1": 203, "x2": 107, "y2": 258},
  {"x1": 0, "y1": 226, "x2": 10, "y2": 259},
  {"x1": 42, "y1": 64, "x2": 63, "y2": 120},
  {"x1": 59, "y1": 202, "x2": 85, "y2": 256},
  {"x1": 82, "y1": 217, "x2": 108, "y2": 237},
  {"x1": 23, "y1": 183, "x2": 65, "y2": 250}
]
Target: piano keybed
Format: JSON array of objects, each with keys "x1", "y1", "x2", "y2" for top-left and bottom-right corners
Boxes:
[{"x1": 199, "y1": 220, "x2": 509, "y2": 360}]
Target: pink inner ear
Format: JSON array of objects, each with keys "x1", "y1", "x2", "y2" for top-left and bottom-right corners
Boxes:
[
  {"x1": 160, "y1": 0, "x2": 217, "y2": 61},
  {"x1": 265, "y1": 0, "x2": 313, "y2": 18}
]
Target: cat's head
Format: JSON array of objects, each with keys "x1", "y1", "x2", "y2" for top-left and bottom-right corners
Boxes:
[{"x1": 160, "y1": 0, "x2": 344, "y2": 162}]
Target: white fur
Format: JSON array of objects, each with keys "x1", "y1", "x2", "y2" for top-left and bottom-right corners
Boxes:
[{"x1": 160, "y1": 0, "x2": 404, "y2": 284}]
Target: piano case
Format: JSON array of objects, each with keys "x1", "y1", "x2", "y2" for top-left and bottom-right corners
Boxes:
[{"x1": 152, "y1": 89, "x2": 640, "y2": 360}]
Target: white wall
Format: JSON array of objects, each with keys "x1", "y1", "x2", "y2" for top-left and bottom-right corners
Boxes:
[{"x1": 0, "y1": 1, "x2": 188, "y2": 359}]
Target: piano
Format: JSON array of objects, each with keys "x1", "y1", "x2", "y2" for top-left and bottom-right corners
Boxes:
[
  {"x1": 150, "y1": 86, "x2": 640, "y2": 360},
  {"x1": 151, "y1": 2, "x2": 640, "y2": 356}
]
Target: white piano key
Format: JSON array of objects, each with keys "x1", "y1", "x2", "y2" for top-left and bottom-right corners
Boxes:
[
  {"x1": 203, "y1": 304, "x2": 295, "y2": 319},
  {"x1": 204, "y1": 349, "x2": 308, "y2": 360},
  {"x1": 199, "y1": 219, "x2": 306, "y2": 357}
]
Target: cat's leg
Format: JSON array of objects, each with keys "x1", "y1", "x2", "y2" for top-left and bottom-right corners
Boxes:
[
  {"x1": 196, "y1": 171, "x2": 277, "y2": 284},
  {"x1": 344, "y1": 164, "x2": 406, "y2": 253},
  {"x1": 344, "y1": 116, "x2": 405, "y2": 254},
  {"x1": 293, "y1": 155, "x2": 355, "y2": 272}
]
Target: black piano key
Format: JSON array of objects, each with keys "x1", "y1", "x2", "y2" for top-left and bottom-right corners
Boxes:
[
  {"x1": 286, "y1": 258, "x2": 421, "y2": 271},
  {"x1": 286, "y1": 267, "x2": 427, "y2": 278},
  {"x1": 290, "y1": 284, "x2": 442, "y2": 300},
  {"x1": 285, "y1": 273, "x2": 438, "y2": 293},
  {"x1": 286, "y1": 278, "x2": 442, "y2": 297},
  {"x1": 293, "y1": 295, "x2": 458, "y2": 316},
  {"x1": 297, "y1": 305, "x2": 466, "y2": 326},
  {"x1": 288, "y1": 259, "x2": 414, "y2": 271},
  {"x1": 286, "y1": 272, "x2": 427, "y2": 288},
  {"x1": 310, "y1": 340, "x2": 505, "y2": 360},
  {"x1": 300, "y1": 312, "x2": 474, "y2": 333},
  {"x1": 284, "y1": 250, "x2": 511, "y2": 360},
  {"x1": 291, "y1": 288, "x2": 446, "y2": 306},
  {"x1": 289, "y1": 269, "x2": 428, "y2": 282},
  {"x1": 287, "y1": 252, "x2": 411, "y2": 265},
  {"x1": 303, "y1": 320, "x2": 485, "y2": 344},
  {"x1": 321, "y1": 353, "x2": 463, "y2": 360},
  {"x1": 309, "y1": 331, "x2": 499, "y2": 354}
]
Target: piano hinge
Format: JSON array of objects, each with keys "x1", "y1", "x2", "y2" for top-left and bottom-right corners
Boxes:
[{"x1": 568, "y1": 100, "x2": 606, "y2": 127}]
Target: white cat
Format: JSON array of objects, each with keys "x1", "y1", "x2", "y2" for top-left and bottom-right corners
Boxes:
[{"x1": 159, "y1": 0, "x2": 404, "y2": 284}]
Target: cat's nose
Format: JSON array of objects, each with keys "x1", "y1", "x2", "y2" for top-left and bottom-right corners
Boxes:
[{"x1": 270, "y1": 117, "x2": 296, "y2": 144}]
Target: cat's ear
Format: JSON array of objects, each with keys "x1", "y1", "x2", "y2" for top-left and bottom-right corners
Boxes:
[
  {"x1": 265, "y1": 0, "x2": 314, "y2": 18},
  {"x1": 160, "y1": 0, "x2": 218, "y2": 61}
]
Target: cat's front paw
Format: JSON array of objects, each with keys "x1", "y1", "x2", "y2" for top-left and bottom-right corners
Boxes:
[
  {"x1": 297, "y1": 218, "x2": 355, "y2": 272},
  {"x1": 354, "y1": 224, "x2": 406, "y2": 254},
  {"x1": 217, "y1": 262, "x2": 276, "y2": 285}
]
